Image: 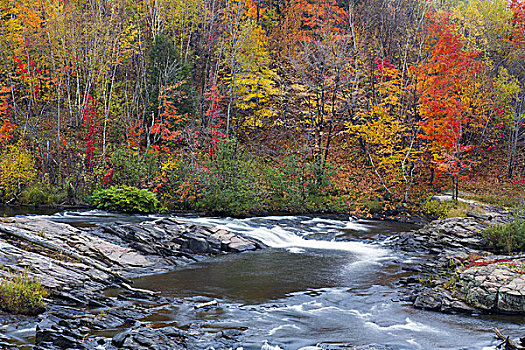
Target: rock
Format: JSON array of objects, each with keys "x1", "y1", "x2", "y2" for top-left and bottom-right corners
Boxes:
[
  {"x1": 414, "y1": 289, "x2": 442, "y2": 310},
  {"x1": 460, "y1": 261, "x2": 525, "y2": 313},
  {"x1": 0, "y1": 215, "x2": 265, "y2": 349},
  {"x1": 184, "y1": 234, "x2": 210, "y2": 253},
  {"x1": 414, "y1": 287, "x2": 475, "y2": 314},
  {"x1": 112, "y1": 329, "x2": 131, "y2": 347},
  {"x1": 35, "y1": 315, "x2": 83, "y2": 349},
  {"x1": 111, "y1": 325, "x2": 186, "y2": 350},
  {"x1": 221, "y1": 329, "x2": 243, "y2": 339},
  {"x1": 227, "y1": 235, "x2": 257, "y2": 252},
  {"x1": 466, "y1": 211, "x2": 491, "y2": 220}
]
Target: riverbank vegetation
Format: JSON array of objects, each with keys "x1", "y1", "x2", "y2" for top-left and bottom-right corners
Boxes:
[
  {"x1": 0, "y1": 271, "x2": 48, "y2": 315},
  {"x1": 0, "y1": 0, "x2": 524, "y2": 216}
]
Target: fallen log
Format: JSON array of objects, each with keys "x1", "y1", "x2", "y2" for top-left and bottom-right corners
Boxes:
[
  {"x1": 194, "y1": 300, "x2": 218, "y2": 309},
  {"x1": 494, "y1": 328, "x2": 525, "y2": 350},
  {"x1": 121, "y1": 282, "x2": 159, "y2": 296}
]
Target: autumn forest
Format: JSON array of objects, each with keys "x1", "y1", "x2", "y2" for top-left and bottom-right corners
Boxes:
[{"x1": 1, "y1": 0, "x2": 524, "y2": 215}]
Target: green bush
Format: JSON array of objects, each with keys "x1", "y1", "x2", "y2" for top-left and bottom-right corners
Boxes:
[
  {"x1": 91, "y1": 186, "x2": 160, "y2": 213},
  {"x1": 197, "y1": 140, "x2": 260, "y2": 216},
  {"x1": 421, "y1": 200, "x2": 470, "y2": 219},
  {"x1": 20, "y1": 182, "x2": 67, "y2": 205},
  {"x1": 482, "y1": 218, "x2": 525, "y2": 253},
  {"x1": 259, "y1": 154, "x2": 338, "y2": 213},
  {"x1": 0, "y1": 271, "x2": 48, "y2": 315},
  {"x1": 261, "y1": 155, "x2": 307, "y2": 211},
  {"x1": 364, "y1": 199, "x2": 385, "y2": 213}
]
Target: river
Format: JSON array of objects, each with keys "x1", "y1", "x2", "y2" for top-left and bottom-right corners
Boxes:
[{"x1": 5, "y1": 210, "x2": 525, "y2": 349}]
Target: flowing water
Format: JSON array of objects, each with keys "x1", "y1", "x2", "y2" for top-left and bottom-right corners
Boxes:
[
  {"x1": 130, "y1": 216, "x2": 524, "y2": 350},
  {"x1": 6, "y1": 210, "x2": 525, "y2": 349}
]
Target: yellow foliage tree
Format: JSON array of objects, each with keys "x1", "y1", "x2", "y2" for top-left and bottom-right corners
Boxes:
[
  {"x1": 349, "y1": 59, "x2": 420, "y2": 202},
  {"x1": 448, "y1": 0, "x2": 511, "y2": 57},
  {"x1": 222, "y1": 0, "x2": 279, "y2": 133},
  {"x1": 0, "y1": 141, "x2": 36, "y2": 202}
]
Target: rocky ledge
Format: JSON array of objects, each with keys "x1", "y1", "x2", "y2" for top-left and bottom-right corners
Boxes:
[
  {"x1": 0, "y1": 216, "x2": 264, "y2": 349},
  {"x1": 390, "y1": 206, "x2": 525, "y2": 315}
]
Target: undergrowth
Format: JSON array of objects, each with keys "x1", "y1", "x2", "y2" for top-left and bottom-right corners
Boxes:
[
  {"x1": 91, "y1": 186, "x2": 160, "y2": 213},
  {"x1": 0, "y1": 271, "x2": 48, "y2": 315}
]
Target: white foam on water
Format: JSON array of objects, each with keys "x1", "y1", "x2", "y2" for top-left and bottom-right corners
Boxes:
[
  {"x1": 365, "y1": 317, "x2": 440, "y2": 333},
  {"x1": 261, "y1": 340, "x2": 283, "y2": 350},
  {"x1": 347, "y1": 309, "x2": 373, "y2": 319},
  {"x1": 180, "y1": 216, "x2": 386, "y2": 258},
  {"x1": 268, "y1": 324, "x2": 301, "y2": 336},
  {"x1": 406, "y1": 338, "x2": 421, "y2": 349},
  {"x1": 286, "y1": 247, "x2": 305, "y2": 254}
]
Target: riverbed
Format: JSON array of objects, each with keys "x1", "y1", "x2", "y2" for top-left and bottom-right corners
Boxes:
[{"x1": 3, "y1": 210, "x2": 525, "y2": 349}]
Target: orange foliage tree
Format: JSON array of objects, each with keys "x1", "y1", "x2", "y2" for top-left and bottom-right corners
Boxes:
[
  {"x1": 416, "y1": 16, "x2": 492, "y2": 199},
  {"x1": 0, "y1": 85, "x2": 15, "y2": 147}
]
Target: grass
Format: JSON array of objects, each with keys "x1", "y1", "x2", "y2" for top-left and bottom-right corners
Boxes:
[
  {"x1": 420, "y1": 199, "x2": 471, "y2": 219},
  {"x1": 0, "y1": 271, "x2": 48, "y2": 315},
  {"x1": 465, "y1": 194, "x2": 523, "y2": 209}
]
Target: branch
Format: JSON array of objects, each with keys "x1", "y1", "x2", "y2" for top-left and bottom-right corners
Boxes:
[
  {"x1": 367, "y1": 147, "x2": 399, "y2": 202},
  {"x1": 493, "y1": 328, "x2": 525, "y2": 350}
]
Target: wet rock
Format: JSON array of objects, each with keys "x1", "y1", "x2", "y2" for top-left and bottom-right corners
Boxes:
[
  {"x1": 35, "y1": 315, "x2": 84, "y2": 350},
  {"x1": 390, "y1": 206, "x2": 525, "y2": 315},
  {"x1": 221, "y1": 329, "x2": 243, "y2": 339},
  {"x1": 413, "y1": 287, "x2": 475, "y2": 313},
  {"x1": 0, "y1": 215, "x2": 266, "y2": 350},
  {"x1": 390, "y1": 214, "x2": 511, "y2": 254},
  {"x1": 228, "y1": 236, "x2": 257, "y2": 252},
  {"x1": 183, "y1": 233, "x2": 210, "y2": 253},
  {"x1": 111, "y1": 325, "x2": 186, "y2": 350},
  {"x1": 111, "y1": 328, "x2": 132, "y2": 347}
]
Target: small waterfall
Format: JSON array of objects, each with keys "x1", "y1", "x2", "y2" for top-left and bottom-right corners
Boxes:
[{"x1": 180, "y1": 216, "x2": 385, "y2": 258}]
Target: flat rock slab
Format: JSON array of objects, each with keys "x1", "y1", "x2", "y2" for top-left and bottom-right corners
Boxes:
[{"x1": 0, "y1": 216, "x2": 263, "y2": 300}]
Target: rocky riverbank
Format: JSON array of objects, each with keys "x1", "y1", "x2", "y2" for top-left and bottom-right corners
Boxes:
[
  {"x1": 389, "y1": 203, "x2": 525, "y2": 316},
  {"x1": 0, "y1": 216, "x2": 264, "y2": 349}
]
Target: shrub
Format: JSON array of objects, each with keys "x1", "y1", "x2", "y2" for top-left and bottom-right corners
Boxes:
[
  {"x1": 197, "y1": 140, "x2": 260, "y2": 216},
  {"x1": 0, "y1": 271, "x2": 48, "y2": 315},
  {"x1": 482, "y1": 218, "x2": 525, "y2": 253},
  {"x1": 364, "y1": 199, "x2": 385, "y2": 213},
  {"x1": 421, "y1": 199, "x2": 470, "y2": 219},
  {"x1": 467, "y1": 194, "x2": 523, "y2": 209},
  {"x1": 20, "y1": 182, "x2": 67, "y2": 205},
  {"x1": 154, "y1": 156, "x2": 198, "y2": 210},
  {"x1": 0, "y1": 141, "x2": 36, "y2": 203},
  {"x1": 259, "y1": 154, "x2": 338, "y2": 213},
  {"x1": 260, "y1": 155, "x2": 307, "y2": 211},
  {"x1": 91, "y1": 186, "x2": 160, "y2": 213}
]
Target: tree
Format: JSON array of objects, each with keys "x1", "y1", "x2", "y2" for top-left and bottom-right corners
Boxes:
[
  {"x1": 0, "y1": 141, "x2": 36, "y2": 203},
  {"x1": 144, "y1": 34, "x2": 193, "y2": 148},
  {"x1": 288, "y1": 0, "x2": 353, "y2": 185},
  {"x1": 349, "y1": 58, "x2": 420, "y2": 202},
  {"x1": 416, "y1": 15, "x2": 491, "y2": 200},
  {"x1": 0, "y1": 84, "x2": 15, "y2": 147}
]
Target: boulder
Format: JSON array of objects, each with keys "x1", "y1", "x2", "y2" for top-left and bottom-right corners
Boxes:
[
  {"x1": 111, "y1": 325, "x2": 186, "y2": 350},
  {"x1": 460, "y1": 261, "x2": 525, "y2": 313}
]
